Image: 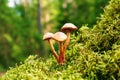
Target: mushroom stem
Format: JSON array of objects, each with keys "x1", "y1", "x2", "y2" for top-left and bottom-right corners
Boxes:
[
  {"x1": 48, "y1": 40, "x2": 59, "y2": 63},
  {"x1": 63, "y1": 32, "x2": 70, "y2": 51},
  {"x1": 62, "y1": 32, "x2": 70, "y2": 62},
  {"x1": 59, "y1": 42, "x2": 64, "y2": 65}
]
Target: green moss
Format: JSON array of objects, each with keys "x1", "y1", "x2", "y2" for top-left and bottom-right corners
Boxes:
[
  {"x1": 79, "y1": 0, "x2": 120, "y2": 52},
  {"x1": 1, "y1": 49, "x2": 120, "y2": 79},
  {"x1": 1, "y1": 0, "x2": 120, "y2": 79}
]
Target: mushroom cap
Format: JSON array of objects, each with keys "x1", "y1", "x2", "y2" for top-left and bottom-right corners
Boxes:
[
  {"x1": 43, "y1": 32, "x2": 54, "y2": 40},
  {"x1": 53, "y1": 32, "x2": 67, "y2": 42},
  {"x1": 61, "y1": 23, "x2": 78, "y2": 32}
]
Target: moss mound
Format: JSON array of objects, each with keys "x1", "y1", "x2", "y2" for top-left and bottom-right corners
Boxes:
[
  {"x1": 1, "y1": 0, "x2": 120, "y2": 79},
  {"x1": 1, "y1": 51, "x2": 120, "y2": 80}
]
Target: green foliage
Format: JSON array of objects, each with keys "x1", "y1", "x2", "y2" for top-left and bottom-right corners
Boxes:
[
  {"x1": 55, "y1": 0, "x2": 110, "y2": 30},
  {"x1": 76, "y1": 0, "x2": 120, "y2": 53},
  {"x1": 0, "y1": 1, "x2": 45, "y2": 71}
]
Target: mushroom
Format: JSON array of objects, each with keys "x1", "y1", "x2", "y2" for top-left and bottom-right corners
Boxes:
[
  {"x1": 43, "y1": 32, "x2": 59, "y2": 63},
  {"x1": 52, "y1": 32, "x2": 67, "y2": 65},
  {"x1": 61, "y1": 23, "x2": 78, "y2": 62}
]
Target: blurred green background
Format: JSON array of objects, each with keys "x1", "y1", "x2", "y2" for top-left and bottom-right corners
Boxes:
[{"x1": 0, "y1": 0, "x2": 109, "y2": 71}]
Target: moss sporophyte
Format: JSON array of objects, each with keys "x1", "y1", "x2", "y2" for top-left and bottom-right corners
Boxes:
[{"x1": 43, "y1": 23, "x2": 78, "y2": 65}]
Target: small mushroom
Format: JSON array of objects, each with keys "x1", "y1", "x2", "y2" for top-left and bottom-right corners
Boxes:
[
  {"x1": 43, "y1": 32, "x2": 59, "y2": 62},
  {"x1": 52, "y1": 32, "x2": 67, "y2": 65},
  {"x1": 61, "y1": 23, "x2": 78, "y2": 62}
]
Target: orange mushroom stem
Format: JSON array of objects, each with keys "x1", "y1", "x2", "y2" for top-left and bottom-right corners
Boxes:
[
  {"x1": 61, "y1": 23, "x2": 78, "y2": 63},
  {"x1": 63, "y1": 32, "x2": 70, "y2": 52},
  {"x1": 43, "y1": 32, "x2": 59, "y2": 63},
  {"x1": 48, "y1": 40, "x2": 59, "y2": 62},
  {"x1": 62, "y1": 32, "x2": 70, "y2": 62},
  {"x1": 59, "y1": 42, "x2": 64, "y2": 65},
  {"x1": 52, "y1": 32, "x2": 67, "y2": 65}
]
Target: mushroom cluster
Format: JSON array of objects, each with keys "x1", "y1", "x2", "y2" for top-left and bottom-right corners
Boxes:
[{"x1": 43, "y1": 23, "x2": 77, "y2": 65}]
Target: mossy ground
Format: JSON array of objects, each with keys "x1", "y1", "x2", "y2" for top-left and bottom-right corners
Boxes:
[{"x1": 1, "y1": 0, "x2": 120, "y2": 79}]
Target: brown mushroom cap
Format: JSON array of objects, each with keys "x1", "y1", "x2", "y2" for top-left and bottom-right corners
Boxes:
[
  {"x1": 43, "y1": 32, "x2": 54, "y2": 40},
  {"x1": 61, "y1": 23, "x2": 78, "y2": 32},
  {"x1": 53, "y1": 32, "x2": 67, "y2": 42}
]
